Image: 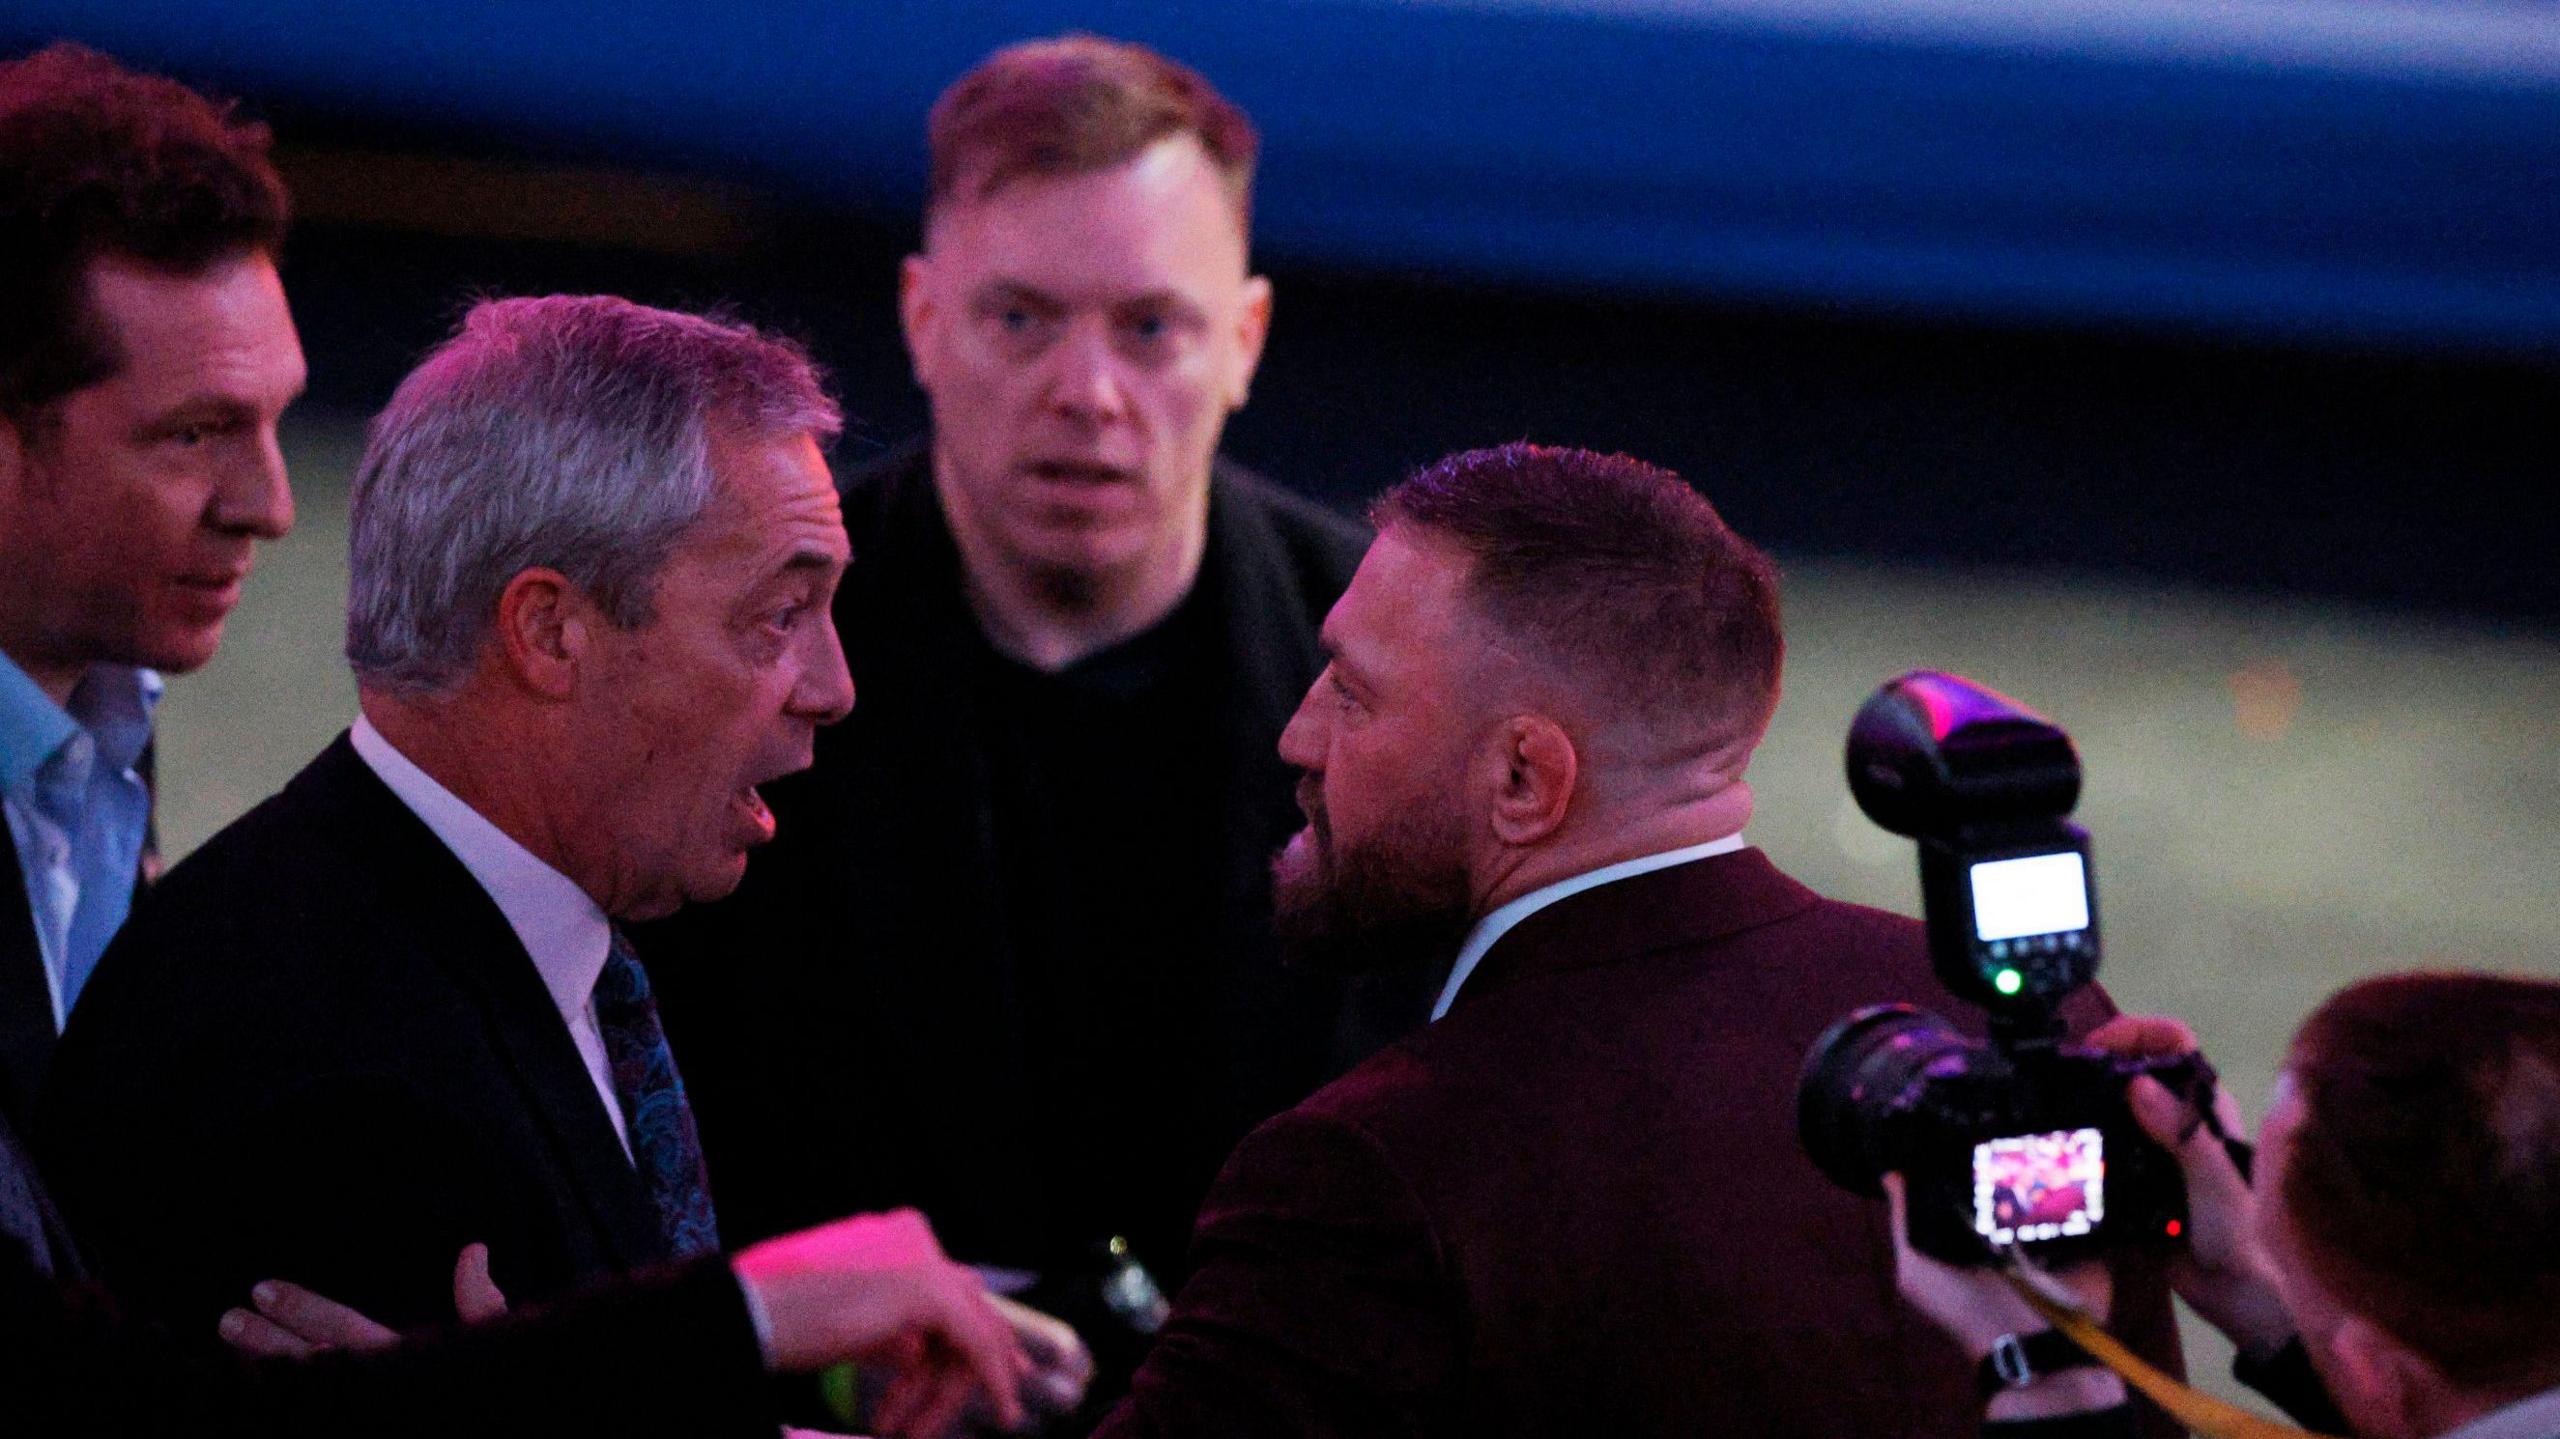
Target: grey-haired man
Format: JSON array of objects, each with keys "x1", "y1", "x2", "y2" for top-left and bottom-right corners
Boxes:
[{"x1": 46, "y1": 294, "x2": 860, "y2": 1332}]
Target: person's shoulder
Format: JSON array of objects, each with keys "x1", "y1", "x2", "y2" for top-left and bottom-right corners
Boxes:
[
  {"x1": 135, "y1": 740, "x2": 373, "y2": 920},
  {"x1": 88, "y1": 738, "x2": 395, "y2": 1008}
]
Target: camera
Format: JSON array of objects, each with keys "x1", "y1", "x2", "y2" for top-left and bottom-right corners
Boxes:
[{"x1": 1797, "y1": 671, "x2": 2202, "y2": 1266}]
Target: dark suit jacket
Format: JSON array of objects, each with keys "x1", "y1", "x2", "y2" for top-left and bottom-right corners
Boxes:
[
  {"x1": 640, "y1": 441, "x2": 1433, "y2": 1273},
  {"x1": 0, "y1": 1227, "x2": 777, "y2": 1439},
  {"x1": 42, "y1": 736, "x2": 671, "y2": 1332},
  {"x1": 0, "y1": 741, "x2": 153, "y2": 1147},
  {"x1": 1098, "y1": 849, "x2": 2184, "y2": 1439}
]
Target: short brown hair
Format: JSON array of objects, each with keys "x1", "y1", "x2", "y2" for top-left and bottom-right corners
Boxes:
[
  {"x1": 2280, "y1": 971, "x2": 2560, "y2": 1394},
  {"x1": 0, "y1": 42, "x2": 288, "y2": 422},
  {"x1": 1373, "y1": 443, "x2": 1784, "y2": 749},
  {"x1": 925, "y1": 34, "x2": 1256, "y2": 230}
]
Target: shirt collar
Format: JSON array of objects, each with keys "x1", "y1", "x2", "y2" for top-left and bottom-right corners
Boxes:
[
  {"x1": 350, "y1": 714, "x2": 612, "y2": 1020},
  {"x1": 0, "y1": 652, "x2": 160, "y2": 795},
  {"x1": 1430, "y1": 834, "x2": 1750, "y2": 1021},
  {"x1": 2440, "y1": 1385, "x2": 2560, "y2": 1439}
]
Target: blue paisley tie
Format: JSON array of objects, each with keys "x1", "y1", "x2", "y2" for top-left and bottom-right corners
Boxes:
[{"x1": 595, "y1": 930, "x2": 721, "y2": 1260}]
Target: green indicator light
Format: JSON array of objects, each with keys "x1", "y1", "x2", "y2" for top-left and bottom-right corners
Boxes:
[{"x1": 1993, "y1": 968, "x2": 2025, "y2": 997}]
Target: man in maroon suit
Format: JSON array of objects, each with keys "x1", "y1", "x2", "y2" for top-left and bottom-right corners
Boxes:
[{"x1": 1095, "y1": 442, "x2": 2181, "y2": 1437}]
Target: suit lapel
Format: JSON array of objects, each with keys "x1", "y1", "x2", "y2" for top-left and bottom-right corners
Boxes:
[
  {"x1": 316, "y1": 740, "x2": 667, "y2": 1268},
  {"x1": 0, "y1": 820, "x2": 56, "y2": 1143},
  {"x1": 0, "y1": 1097, "x2": 82, "y2": 1282}
]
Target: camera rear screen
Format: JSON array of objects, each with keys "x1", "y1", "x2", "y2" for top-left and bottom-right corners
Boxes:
[
  {"x1": 1968, "y1": 852, "x2": 2091, "y2": 942},
  {"x1": 1973, "y1": 1127, "x2": 2106, "y2": 1246}
]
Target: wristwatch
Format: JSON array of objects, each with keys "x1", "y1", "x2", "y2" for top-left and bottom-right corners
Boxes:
[{"x1": 1978, "y1": 1329, "x2": 2096, "y2": 1400}]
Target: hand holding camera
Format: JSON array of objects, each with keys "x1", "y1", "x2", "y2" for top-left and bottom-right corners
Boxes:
[{"x1": 2081, "y1": 1015, "x2": 2294, "y2": 1360}]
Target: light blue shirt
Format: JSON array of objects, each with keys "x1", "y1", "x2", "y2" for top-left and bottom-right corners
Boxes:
[
  {"x1": 0, "y1": 653, "x2": 161, "y2": 1028},
  {"x1": 1429, "y1": 834, "x2": 1751, "y2": 1021}
]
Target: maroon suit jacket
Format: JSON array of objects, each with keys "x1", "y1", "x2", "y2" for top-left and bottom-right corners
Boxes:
[{"x1": 1098, "y1": 848, "x2": 2181, "y2": 1438}]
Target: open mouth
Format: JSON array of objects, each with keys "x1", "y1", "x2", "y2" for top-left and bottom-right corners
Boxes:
[
  {"x1": 1024, "y1": 459, "x2": 1134, "y2": 486},
  {"x1": 732, "y1": 784, "x2": 777, "y2": 843}
]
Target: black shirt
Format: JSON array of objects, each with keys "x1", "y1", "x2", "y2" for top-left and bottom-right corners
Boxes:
[{"x1": 972, "y1": 582, "x2": 1233, "y2": 1272}]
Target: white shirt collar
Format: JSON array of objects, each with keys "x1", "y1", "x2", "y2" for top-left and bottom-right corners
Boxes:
[
  {"x1": 1430, "y1": 835, "x2": 1750, "y2": 1021},
  {"x1": 2441, "y1": 1385, "x2": 2560, "y2": 1439},
  {"x1": 349, "y1": 715, "x2": 612, "y2": 1023}
]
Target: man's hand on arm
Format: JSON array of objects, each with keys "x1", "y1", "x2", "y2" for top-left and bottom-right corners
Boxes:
[{"x1": 221, "y1": 1243, "x2": 509, "y2": 1358}]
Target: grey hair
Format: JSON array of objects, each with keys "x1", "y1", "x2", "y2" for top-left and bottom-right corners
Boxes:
[{"x1": 346, "y1": 295, "x2": 841, "y2": 695}]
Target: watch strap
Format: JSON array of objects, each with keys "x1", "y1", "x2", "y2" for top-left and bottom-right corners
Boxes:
[{"x1": 1978, "y1": 1328, "x2": 2095, "y2": 1400}]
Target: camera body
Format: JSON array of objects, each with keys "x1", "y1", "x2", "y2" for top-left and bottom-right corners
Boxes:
[{"x1": 1799, "y1": 671, "x2": 2193, "y2": 1267}]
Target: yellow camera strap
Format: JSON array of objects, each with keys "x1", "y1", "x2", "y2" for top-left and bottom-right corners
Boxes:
[{"x1": 1996, "y1": 1267, "x2": 2339, "y2": 1439}]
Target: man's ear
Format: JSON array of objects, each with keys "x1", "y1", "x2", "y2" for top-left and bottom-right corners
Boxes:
[
  {"x1": 1486, "y1": 714, "x2": 1577, "y2": 847},
  {"x1": 1228, "y1": 274, "x2": 1273, "y2": 411},
  {"x1": 492, "y1": 568, "x2": 589, "y2": 701},
  {"x1": 899, "y1": 253, "x2": 937, "y2": 391}
]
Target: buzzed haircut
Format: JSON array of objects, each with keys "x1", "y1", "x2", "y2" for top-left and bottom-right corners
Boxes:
[
  {"x1": 2280, "y1": 971, "x2": 2560, "y2": 1397},
  {"x1": 1373, "y1": 443, "x2": 1784, "y2": 750},
  {"x1": 0, "y1": 42, "x2": 289, "y2": 422},
  {"x1": 925, "y1": 34, "x2": 1256, "y2": 230}
]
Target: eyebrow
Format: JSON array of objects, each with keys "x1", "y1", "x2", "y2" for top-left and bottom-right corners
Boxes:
[
  {"x1": 775, "y1": 546, "x2": 843, "y2": 578},
  {"x1": 976, "y1": 280, "x2": 1064, "y2": 309}
]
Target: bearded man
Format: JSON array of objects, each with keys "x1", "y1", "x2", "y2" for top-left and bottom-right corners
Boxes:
[{"x1": 1092, "y1": 443, "x2": 2183, "y2": 1438}]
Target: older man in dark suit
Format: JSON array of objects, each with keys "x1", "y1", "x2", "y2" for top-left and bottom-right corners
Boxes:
[
  {"x1": 1094, "y1": 443, "x2": 2184, "y2": 1438},
  {"x1": 45, "y1": 295, "x2": 863, "y2": 1333}
]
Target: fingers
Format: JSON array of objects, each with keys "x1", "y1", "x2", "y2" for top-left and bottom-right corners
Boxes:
[
  {"x1": 990, "y1": 1293, "x2": 1092, "y2": 1413},
  {"x1": 942, "y1": 1276, "x2": 1029, "y2": 1432},
  {"x1": 2083, "y1": 1013, "x2": 2198, "y2": 1061},
  {"x1": 872, "y1": 1367, "x2": 971, "y2": 1439},
  {"x1": 452, "y1": 1242, "x2": 509, "y2": 1324},
  {"x1": 2125, "y1": 1074, "x2": 2192, "y2": 1150},
  {"x1": 235, "y1": 1278, "x2": 402, "y2": 1353},
  {"x1": 218, "y1": 1305, "x2": 319, "y2": 1359}
]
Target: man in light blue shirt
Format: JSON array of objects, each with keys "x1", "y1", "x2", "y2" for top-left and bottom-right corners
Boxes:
[
  {"x1": 0, "y1": 659, "x2": 162, "y2": 1027},
  {"x1": 0, "y1": 40, "x2": 303, "y2": 1142}
]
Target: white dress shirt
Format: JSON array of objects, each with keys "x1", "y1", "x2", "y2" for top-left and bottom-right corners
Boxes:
[
  {"x1": 350, "y1": 716, "x2": 632, "y2": 1156},
  {"x1": 1430, "y1": 835, "x2": 1751, "y2": 1021},
  {"x1": 2442, "y1": 1385, "x2": 2560, "y2": 1439}
]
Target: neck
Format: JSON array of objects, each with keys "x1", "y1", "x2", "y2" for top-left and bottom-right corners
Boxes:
[
  {"x1": 1471, "y1": 778, "x2": 1754, "y2": 920},
  {"x1": 934, "y1": 456, "x2": 1210, "y2": 672},
  {"x1": 359, "y1": 689, "x2": 593, "y2": 899},
  {"x1": 0, "y1": 636, "x2": 89, "y2": 709}
]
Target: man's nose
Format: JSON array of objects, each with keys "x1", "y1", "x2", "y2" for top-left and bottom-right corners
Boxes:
[
  {"x1": 792, "y1": 612, "x2": 856, "y2": 726},
  {"x1": 212, "y1": 428, "x2": 294, "y2": 540},
  {"x1": 1277, "y1": 677, "x2": 1327, "y2": 768},
  {"x1": 1042, "y1": 324, "x2": 1130, "y2": 425}
]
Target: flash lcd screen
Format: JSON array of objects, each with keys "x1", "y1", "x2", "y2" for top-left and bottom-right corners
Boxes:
[
  {"x1": 1968, "y1": 852, "x2": 2090, "y2": 942},
  {"x1": 1973, "y1": 1127, "x2": 2106, "y2": 1246}
]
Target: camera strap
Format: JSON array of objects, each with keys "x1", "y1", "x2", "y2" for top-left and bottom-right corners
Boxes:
[{"x1": 1995, "y1": 1261, "x2": 2340, "y2": 1439}]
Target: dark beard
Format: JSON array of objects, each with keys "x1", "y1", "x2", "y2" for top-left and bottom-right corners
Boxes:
[{"x1": 1271, "y1": 809, "x2": 1473, "y2": 975}]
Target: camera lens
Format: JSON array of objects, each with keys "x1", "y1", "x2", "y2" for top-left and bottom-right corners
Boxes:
[{"x1": 1797, "y1": 1004, "x2": 1973, "y2": 1197}]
